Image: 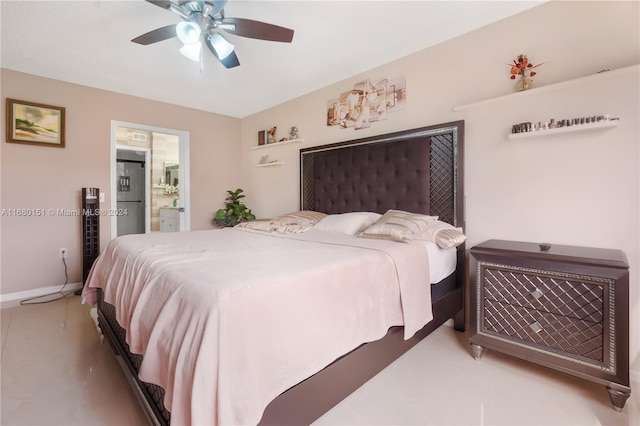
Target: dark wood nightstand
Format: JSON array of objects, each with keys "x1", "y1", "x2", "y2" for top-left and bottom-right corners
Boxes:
[{"x1": 468, "y1": 239, "x2": 630, "y2": 411}]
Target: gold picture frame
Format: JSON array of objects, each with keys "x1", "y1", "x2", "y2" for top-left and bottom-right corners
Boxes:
[{"x1": 6, "y1": 98, "x2": 66, "y2": 148}]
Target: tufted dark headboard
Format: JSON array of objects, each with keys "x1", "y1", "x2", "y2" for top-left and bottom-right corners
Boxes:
[{"x1": 300, "y1": 121, "x2": 464, "y2": 230}]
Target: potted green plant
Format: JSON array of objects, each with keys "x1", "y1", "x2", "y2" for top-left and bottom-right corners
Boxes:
[{"x1": 213, "y1": 188, "x2": 256, "y2": 227}]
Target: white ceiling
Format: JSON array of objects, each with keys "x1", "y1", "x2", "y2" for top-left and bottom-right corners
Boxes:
[{"x1": 1, "y1": 1, "x2": 544, "y2": 118}]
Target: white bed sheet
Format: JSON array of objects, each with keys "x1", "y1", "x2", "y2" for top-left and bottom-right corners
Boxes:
[
  {"x1": 83, "y1": 228, "x2": 442, "y2": 425},
  {"x1": 422, "y1": 241, "x2": 457, "y2": 284}
]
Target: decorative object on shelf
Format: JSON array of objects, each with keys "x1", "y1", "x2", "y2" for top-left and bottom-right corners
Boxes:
[
  {"x1": 258, "y1": 130, "x2": 267, "y2": 146},
  {"x1": 213, "y1": 188, "x2": 256, "y2": 227},
  {"x1": 267, "y1": 126, "x2": 277, "y2": 144},
  {"x1": 511, "y1": 115, "x2": 619, "y2": 134},
  {"x1": 508, "y1": 120, "x2": 618, "y2": 140},
  {"x1": 327, "y1": 77, "x2": 406, "y2": 130},
  {"x1": 508, "y1": 54, "x2": 543, "y2": 92},
  {"x1": 289, "y1": 126, "x2": 299, "y2": 140},
  {"x1": 165, "y1": 184, "x2": 179, "y2": 195},
  {"x1": 6, "y1": 98, "x2": 66, "y2": 147},
  {"x1": 256, "y1": 153, "x2": 284, "y2": 166}
]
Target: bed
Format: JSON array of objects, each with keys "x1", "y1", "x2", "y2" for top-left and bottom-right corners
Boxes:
[{"x1": 85, "y1": 120, "x2": 465, "y2": 426}]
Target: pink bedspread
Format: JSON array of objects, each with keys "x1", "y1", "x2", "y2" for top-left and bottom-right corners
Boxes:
[{"x1": 83, "y1": 228, "x2": 432, "y2": 425}]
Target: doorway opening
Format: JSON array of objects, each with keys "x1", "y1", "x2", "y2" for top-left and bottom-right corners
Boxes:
[
  {"x1": 110, "y1": 121, "x2": 190, "y2": 240},
  {"x1": 116, "y1": 147, "x2": 150, "y2": 236}
]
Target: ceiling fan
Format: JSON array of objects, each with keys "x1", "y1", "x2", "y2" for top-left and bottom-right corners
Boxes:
[{"x1": 131, "y1": 0, "x2": 294, "y2": 69}]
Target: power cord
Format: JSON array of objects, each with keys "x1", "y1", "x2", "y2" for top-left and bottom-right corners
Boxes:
[{"x1": 20, "y1": 257, "x2": 76, "y2": 305}]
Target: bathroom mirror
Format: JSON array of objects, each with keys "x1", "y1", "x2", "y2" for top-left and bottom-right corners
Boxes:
[{"x1": 164, "y1": 162, "x2": 179, "y2": 187}]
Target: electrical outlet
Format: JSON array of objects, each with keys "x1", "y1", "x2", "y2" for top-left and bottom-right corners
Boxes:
[{"x1": 59, "y1": 248, "x2": 67, "y2": 260}]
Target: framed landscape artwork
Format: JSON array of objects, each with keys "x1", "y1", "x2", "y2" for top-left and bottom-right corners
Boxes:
[{"x1": 6, "y1": 98, "x2": 66, "y2": 148}]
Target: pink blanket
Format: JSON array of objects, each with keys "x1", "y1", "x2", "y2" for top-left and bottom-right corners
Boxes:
[{"x1": 83, "y1": 228, "x2": 432, "y2": 425}]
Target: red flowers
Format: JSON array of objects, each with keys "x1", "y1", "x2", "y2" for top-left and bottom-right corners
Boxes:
[{"x1": 509, "y1": 54, "x2": 543, "y2": 80}]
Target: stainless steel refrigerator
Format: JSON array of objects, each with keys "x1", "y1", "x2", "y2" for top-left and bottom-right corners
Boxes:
[{"x1": 116, "y1": 159, "x2": 145, "y2": 236}]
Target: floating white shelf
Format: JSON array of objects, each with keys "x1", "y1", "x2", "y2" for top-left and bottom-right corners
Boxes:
[
  {"x1": 453, "y1": 64, "x2": 639, "y2": 112},
  {"x1": 250, "y1": 138, "x2": 303, "y2": 150},
  {"x1": 507, "y1": 120, "x2": 619, "y2": 140},
  {"x1": 256, "y1": 161, "x2": 284, "y2": 167}
]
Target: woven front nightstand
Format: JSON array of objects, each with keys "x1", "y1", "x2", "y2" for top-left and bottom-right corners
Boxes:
[{"x1": 468, "y1": 240, "x2": 630, "y2": 411}]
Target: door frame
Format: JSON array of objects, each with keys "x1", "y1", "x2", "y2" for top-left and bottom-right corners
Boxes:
[
  {"x1": 110, "y1": 120, "x2": 191, "y2": 239},
  {"x1": 116, "y1": 146, "x2": 151, "y2": 234}
]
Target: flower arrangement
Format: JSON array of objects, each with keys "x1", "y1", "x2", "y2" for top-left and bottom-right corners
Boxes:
[
  {"x1": 267, "y1": 126, "x2": 277, "y2": 143},
  {"x1": 508, "y1": 54, "x2": 543, "y2": 91},
  {"x1": 509, "y1": 54, "x2": 543, "y2": 80}
]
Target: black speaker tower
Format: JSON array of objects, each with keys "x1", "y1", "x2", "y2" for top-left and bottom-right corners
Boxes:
[{"x1": 75, "y1": 188, "x2": 100, "y2": 296}]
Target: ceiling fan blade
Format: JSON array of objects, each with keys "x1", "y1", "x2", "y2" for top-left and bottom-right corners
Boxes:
[
  {"x1": 205, "y1": 37, "x2": 240, "y2": 68},
  {"x1": 220, "y1": 18, "x2": 294, "y2": 43},
  {"x1": 131, "y1": 24, "x2": 178, "y2": 45},
  {"x1": 144, "y1": 0, "x2": 173, "y2": 11}
]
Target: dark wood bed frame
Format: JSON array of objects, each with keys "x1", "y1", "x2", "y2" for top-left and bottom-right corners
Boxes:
[{"x1": 97, "y1": 120, "x2": 465, "y2": 426}]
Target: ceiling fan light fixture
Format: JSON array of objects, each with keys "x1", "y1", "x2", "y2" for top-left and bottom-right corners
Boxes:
[
  {"x1": 134, "y1": 1, "x2": 294, "y2": 70},
  {"x1": 176, "y1": 21, "x2": 201, "y2": 44},
  {"x1": 179, "y1": 41, "x2": 202, "y2": 62},
  {"x1": 209, "y1": 33, "x2": 234, "y2": 60}
]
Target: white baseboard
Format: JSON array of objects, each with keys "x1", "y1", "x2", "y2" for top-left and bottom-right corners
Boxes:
[{"x1": 0, "y1": 282, "x2": 83, "y2": 308}]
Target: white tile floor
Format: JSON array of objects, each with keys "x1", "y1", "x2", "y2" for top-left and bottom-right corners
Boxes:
[{"x1": 1, "y1": 296, "x2": 638, "y2": 425}]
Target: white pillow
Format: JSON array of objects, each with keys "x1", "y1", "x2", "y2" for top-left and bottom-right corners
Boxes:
[
  {"x1": 314, "y1": 212, "x2": 382, "y2": 235},
  {"x1": 414, "y1": 220, "x2": 467, "y2": 249},
  {"x1": 359, "y1": 209, "x2": 439, "y2": 242}
]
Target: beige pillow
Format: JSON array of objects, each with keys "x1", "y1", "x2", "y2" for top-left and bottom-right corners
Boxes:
[
  {"x1": 415, "y1": 220, "x2": 467, "y2": 249},
  {"x1": 277, "y1": 210, "x2": 327, "y2": 224},
  {"x1": 359, "y1": 209, "x2": 439, "y2": 242},
  {"x1": 235, "y1": 211, "x2": 327, "y2": 234},
  {"x1": 236, "y1": 210, "x2": 327, "y2": 234}
]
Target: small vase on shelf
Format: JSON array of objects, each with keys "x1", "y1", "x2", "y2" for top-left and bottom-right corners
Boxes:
[
  {"x1": 508, "y1": 54, "x2": 543, "y2": 92},
  {"x1": 267, "y1": 126, "x2": 277, "y2": 144},
  {"x1": 515, "y1": 75, "x2": 533, "y2": 91}
]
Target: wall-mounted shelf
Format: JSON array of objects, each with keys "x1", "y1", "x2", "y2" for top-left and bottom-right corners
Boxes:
[
  {"x1": 250, "y1": 138, "x2": 303, "y2": 150},
  {"x1": 508, "y1": 120, "x2": 618, "y2": 140},
  {"x1": 453, "y1": 64, "x2": 639, "y2": 112},
  {"x1": 256, "y1": 161, "x2": 284, "y2": 167}
]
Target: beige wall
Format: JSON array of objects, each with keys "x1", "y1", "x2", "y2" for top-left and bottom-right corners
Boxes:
[
  {"x1": 0, "y1": 69, "x2": 241, "y2": 293},
  {"x1": 240, "y1": 2, "x2": 640, "y2": 376}
]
